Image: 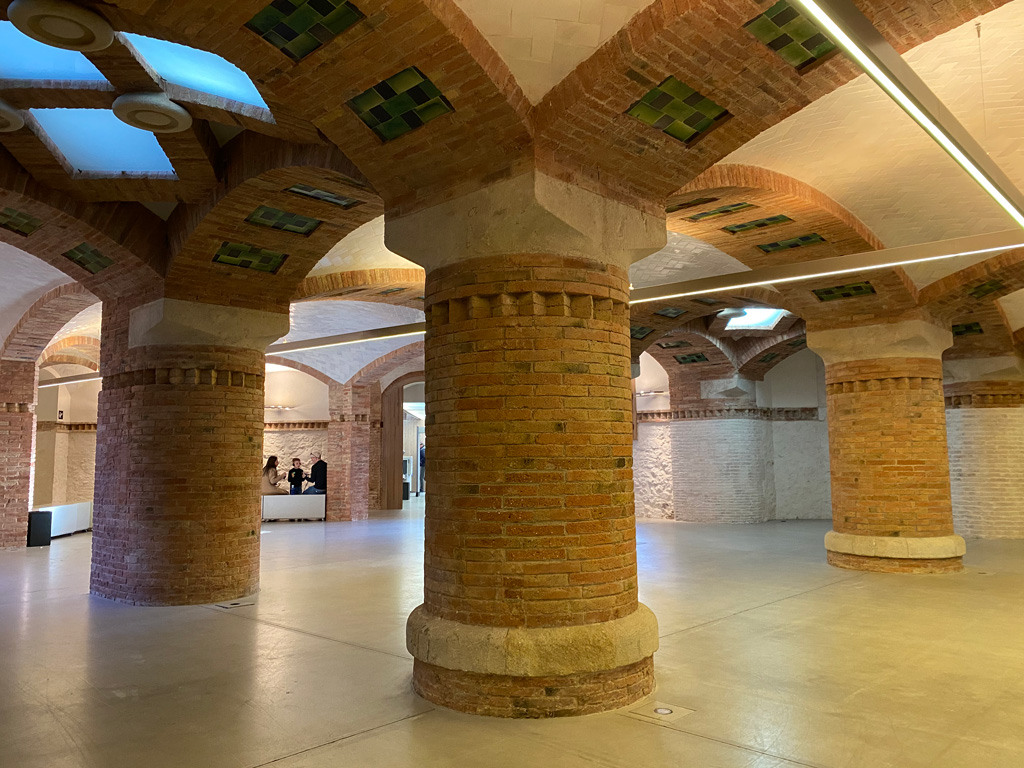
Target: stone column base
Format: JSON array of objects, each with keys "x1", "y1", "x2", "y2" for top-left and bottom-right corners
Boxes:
[
  {"x1": 406, "y1": 604, "x2": 659, "y2": 717},
  {"x1": 824, "y1": 531, "x2": 965, "y2": 573}
]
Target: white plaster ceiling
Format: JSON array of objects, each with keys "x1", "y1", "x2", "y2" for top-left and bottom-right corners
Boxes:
[
  {"x1": 454, "y1": 0, "x2": 655, "y2": 103},
  {"x1": 307, "y1": 216, "x2": 420, "y2": 278},
  {"x1": 0, "y1": 243, "x2": 72, "y2": 347},
  {"x1": 723, "y1": 0, "x2": 1024, "y2": 288},
  {"x1": 53, "y1": 302, "x2": 102, "y2": 344},
  {"x1": 274, "y1": 299, "x2": 424, "y2": 384},
  {"x1": 629, "y1": 232, "x2": 751, "y2": 289}
]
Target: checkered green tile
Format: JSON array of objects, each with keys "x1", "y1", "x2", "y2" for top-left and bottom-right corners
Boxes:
[
  {"x1": 952, "y1": 322, "x2": 984, "y2": 336},
  {"x1": 0, "y1": 207, "x2": 43, "y2": 237},
  {"x1": 654, "y1": 307, "x2": 687, "y2": 318},
  {"x1": 348, "y1": 67, "x2": 454, "y2": 142},
  {"x1": 379, "y1": 287, "x2": 404, "y2": 295},
  {"x1": 246, "y1": 205, "x2": 322, "y2": 236},
  {"x1": 757, "y1": 233, "x2": 826, "y2": 253},
  {"x1": 744, "y1": 0, "x2": 838, "y2": 72},
  {"x1": 812, "y1": 281, "x2": 876, "y2": 302},
  {"x1": 723, "y1": 214, "x2": 793, "y2": 235},
  {"x1": 626, "y1": 76, "x2": 730, "y2": 145},
  {"x1": 967, "y1": 279, "x2": 1004, "y2": 299},
  {"x1": 657, "y1": 340, "x2": 692, "y2": 349},
  {"x1": 62, "y1": 242, "x2": 112, "y2": 275},
  {"x1": 666, "y1": 197, "x2": 718, "y2": 214},
  {"x1": 285, "y1": 183, "x2": 363, "y2": 209},
  {"x1": 692, "y1": 297, "x2": 723, "y2": 306},
  {"x1": 787, "y1": 337, "x2": 807, "y2": 348},
  {"x1": 759, "y1": 352, "x2": 780, "y2": 364},
  {"x1": 213, "y1": 242, "x2": 288, "y2": 274},
  {"x1": 630, "y1": 326, "x2": 655, "y2": 340},
  {"x1": 687, "y1": 202, "x2": 757, "y2": 222},
  {"x1": 674, "y1": 352, "x2": 709, "y2": 364},
  {"x1": 245, "y1": 0, "x2": 364, "y2": 62}
]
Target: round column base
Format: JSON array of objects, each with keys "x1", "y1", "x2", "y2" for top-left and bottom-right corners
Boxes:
[
  {"x1": 413, "y1": 656, "x2": 655, "y2": 718},
  {"x1": 824, "y1": 531, "x2": 965, "y2": 574}
]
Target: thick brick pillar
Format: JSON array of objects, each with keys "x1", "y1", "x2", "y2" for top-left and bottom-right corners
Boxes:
[
  {"x1": 90, "y1": 298, "x2": 288, "y2": 605},
  {"x1": 326, "y1": 381, "x2": 369, "y2": 521},
  {"x1": 0, "y1": 360, "x2": 37, "y2": 549},
  {"x1": 389, "y1": 172, "x2": 663, "y2": 717},
  {"x1": 809, "y1": 318, "x2": 965, "y2": 573},
  {"x1": 944, "y1": 356, "x2": 1024, "y2": 538}
]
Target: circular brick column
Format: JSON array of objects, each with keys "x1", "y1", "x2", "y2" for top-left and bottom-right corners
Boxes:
[
  {"x1": 405, "y1": 254, "x2": 658, "y2": 717},
  {"x1": 90, "y1": 298, "x2": 289, "y2": 606},
  {"x1": 810, "y1": 320, "x2": 964, "y2": 573},
  {"x1": 945, "y1": 378, "x2": 1024, "y2": 539}
]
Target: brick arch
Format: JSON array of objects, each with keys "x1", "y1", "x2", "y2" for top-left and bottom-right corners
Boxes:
[
  {"x1": 39, "y1": 355, "x2": 99, "y2": 372},
  {"x1": 294, "y1": 268, "x2": 425, "y2": 308},
  {"x1": 264, "y1": 355, "x2": 339, "y2": 387},
  {"x1": 40, "y1": 336, "x2": 102, "y2": 367},
  {"x1": 736, "y1": 323, "x2": 810, "y2": 380},
  {"x1": 345, "y1": 341, "x2": 426, "y2": 389},
  {"x1": 0, "y1": 150, "x2": 164, "y2": 301},
  {"x1": 1, "y1": 284, "x2": 98, "y2": 362}
]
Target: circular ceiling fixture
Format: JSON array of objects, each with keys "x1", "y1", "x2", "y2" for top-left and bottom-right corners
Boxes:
[
  {"x1": 8, "y1": 0, "x2": 115, "y2": 52},
  {"x1": 0, "y1": 100, "x2": 25, "y2": 133},
  {"x1": 113, "y1": 93, "x2": 193, "y2": 133}
]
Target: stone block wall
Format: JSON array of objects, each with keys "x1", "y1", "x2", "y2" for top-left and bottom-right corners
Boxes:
[{"x1": 263, "y1": 428, "x2": 327, "y2": 477}]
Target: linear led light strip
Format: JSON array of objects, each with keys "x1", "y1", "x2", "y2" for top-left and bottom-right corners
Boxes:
[
  {"x1": 789, "y1": 0, "x2": 1024, "y2": 229},
  {"x1": 629, "y1": 229, "x2": 1024, "y2": 305}
]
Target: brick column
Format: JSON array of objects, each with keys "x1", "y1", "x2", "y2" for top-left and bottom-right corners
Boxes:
[
  {"x1": 944, "y1": 356, "x2": 1024, "y2": 538},
  {"x1": 809, "y1": 318, "x2": 965, "y2": 573},
  {"x1": 389, "y1": 172, "x2": 663, "y2": 717},
  {"x1": 326, "y1": 381, "x2": 370, "y2": 521},
  {"x1": 90, "y1": 298, "x2": 288, "y2": 605},
  {"x1": 0, "y1": 360, "x2": 37, "y2": 549}
]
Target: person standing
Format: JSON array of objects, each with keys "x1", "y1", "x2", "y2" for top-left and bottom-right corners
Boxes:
[
  {"x1": 303, "y1": 451, "x2": 327, "y2": 495},
  {"x1": 261, "y1": 456, "x2": 287, "y2": 495},
  {"x1": 418, "y1": 441, "x2": 426, "y2": 493},
  {"x1": 287, "y1": 458, "x2": 304, "y2": 495}
]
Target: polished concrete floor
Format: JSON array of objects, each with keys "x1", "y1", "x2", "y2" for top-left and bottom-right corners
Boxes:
[{"x1": 2, "y1": 501, "x2": 1023, "y2": 768}]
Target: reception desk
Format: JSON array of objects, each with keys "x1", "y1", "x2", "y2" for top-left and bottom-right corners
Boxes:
[{"x1": 261, "y1": 494, "x2": 326, "y2": 521}]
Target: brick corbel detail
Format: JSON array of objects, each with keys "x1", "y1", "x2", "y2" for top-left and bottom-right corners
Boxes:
[
  {"x1": 944, "y1": 380, "x2": 1024, "y2": 408},
  {"x1": 0, "y1": 360, "x2": 37, "y2": 549}
]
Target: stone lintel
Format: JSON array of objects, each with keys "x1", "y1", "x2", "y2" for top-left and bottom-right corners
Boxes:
[{"x1": 406, "y1": 603, "x2": 659, "y2": 678}]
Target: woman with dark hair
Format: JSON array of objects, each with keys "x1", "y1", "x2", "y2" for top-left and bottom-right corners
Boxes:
[{"x1": 261, "y1": 455, "x2": 287, "y2": 496}]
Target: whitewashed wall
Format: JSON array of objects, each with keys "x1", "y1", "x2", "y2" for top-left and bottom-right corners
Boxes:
[{"x1": 633, "y1": 422, "x2": 672, "y2": 519}]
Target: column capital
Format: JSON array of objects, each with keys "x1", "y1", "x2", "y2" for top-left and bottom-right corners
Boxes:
[
  {"x1": 943, "y1": 355, "x2": 1024, "y2": 384},
  {"x1": 807, "y1": 317, "x2": 952, "y2": 366},
  {"x1": 128, "y1": 298, "x2": 290, "y2": 352},
  {"x1": 385, "y1": 170, "x2": 666, "y2": 272}
]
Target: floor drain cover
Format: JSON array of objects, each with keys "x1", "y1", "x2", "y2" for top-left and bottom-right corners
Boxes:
[
  {"x1": 628, "y1": 700, "x2": 695, "y2": 723},
  {"x1": 214, "y1": 601, "x2": 254, "y2": 609}
]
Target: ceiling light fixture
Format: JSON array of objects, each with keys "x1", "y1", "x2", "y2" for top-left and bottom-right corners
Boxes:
[
  {"x1": 0, "y1": 98, "x2": 25, "y2": 132},
  {"x1": 788, "y1": 0, "x2": 1024, "y2": 229},
  {"x1": 266, "y1": 322, "x2": 426, "y2": 355},
  {"x1": 8, "y1": 0, "x2": 114, "y2": 51},
  {"x1": 37, "y1": 372, "x2": 100, "y2": 389},
  {"x1": 629, "y1": 230, "x2": 1024, "y2": 305}
]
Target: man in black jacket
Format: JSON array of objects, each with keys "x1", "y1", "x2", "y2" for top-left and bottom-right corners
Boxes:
[{"x1": 303, "y1": 451, "x2": 327, "y2": 495}]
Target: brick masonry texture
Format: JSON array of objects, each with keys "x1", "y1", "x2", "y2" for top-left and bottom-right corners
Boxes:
[
  {"x1": 824, "y1": 358, "x2": 958, "y2": 566},
  {"x1": 0, "y1": 360, "x2": 37, "y2": 549},
  {"x1": 412, "y1": 657, "x2": 654, "y2": 718},
  {"x1": 90, "y1": 305, "x2": 267, "y2": 605},
  {"x1": 827, "y1": 552, "x2": 964, "y2": 574},
  {"x1": 946, "y1": 386, "x2": 1024, "y2": 539}
]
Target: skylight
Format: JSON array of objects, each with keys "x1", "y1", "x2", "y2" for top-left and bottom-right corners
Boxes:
[
  {"x1": 725, "y1": 308, "x2": 786, "y2": 330},
  {"x1": 30, "y1": 109, "x2": 175, "y2": 174},
  {"x1": 122, "y1": 33, "x2": 268, "y2": 109},
  {"x1": 0, "y1": 21, "x2": 107, "y2": 83}
]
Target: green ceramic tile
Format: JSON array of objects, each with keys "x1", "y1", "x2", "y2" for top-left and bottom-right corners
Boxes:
[
  {"x1": 654, "y1": 307, "x2": 686, "y2": 318},
  {"x1": 757, "y1": 233, "x2": 826, "y2": 253},
  {"x1": 62, "y1": 242, "x2": 112, "y2": 275},
  {"x1": 245, "y1": 0, "x2": 364, "y2": 62},
  {"x1": 657, "y1": 340, "x2": 692, "y2": 349},
  {"x1": 674, "y1": 352, "x2": 709, "y2": 364},
  {"x1": 626, "y1": 76, "x2": 730, "y2": 145},
  {"x1": 967, "y1": 279, "x2": 1004, "y2": 299},
  {"x1": 630, "y1": 326, "x2": 655, "y2": 340},
  {"x1": 759, "y1": 352, "x2": 780, "y2": 363},
  {"x1": 246, "y1": 205, "x2": 322, "y2": 235},
  {"x1": 687, "y1": 202, "x2": 757, "y2": 222},
  {"x1": 213, "y1": 242, "x2": 288, "y2": 274},
  {"x1": 692, "y1": 297, "x2": 723, "y2": 306},
  {"x1": 0, "y1": 207, "x2": 43, "y2": 236},
  {"x1": 348, "y1": 67, "x2": 454, "y2": 142},
  {"x1": 787, "y1": 337, "x2": 807, "y2": 347},
  {"x1": 722, "y1": 214, "x2": 793, "y2": 234},
  {"x1": 285, "y1": 183, "x2": 363, "y2": 209},
  {"x1": 666, "y1": 197, "x2": 719, "y2": 214},
  {"x1": 952, "y1": 322, "x2": 984, "y2": 336},
  {"x1": 744, "y1": 0, "x2": 838, "y2": 72},
  {"x1": 812, "y1": 281, "x2": 876, "y2": 302}
]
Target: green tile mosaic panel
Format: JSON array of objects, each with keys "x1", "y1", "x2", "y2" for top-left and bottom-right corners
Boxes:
[
  {"x1": 692, "y1": 297, "x2": 722, "y2": 306},
  {"x1": 759, "y1": 352, "x2": 780, "y2": 364},
  {"x1": 967, "y1": 279, "x2": 1004, "y2": 299},
  {"x1": 654, "y1": 306, "x2": 686, "y2": 318},
  {"x1": 0, "y1": 207, "x2": 43, "y2": 236},
  {"x1": 657, "y1": 340, "x2": 692, "y2": 349},
  {"x1": 744, "y1": 0, "x2": 838, "y2": 72},
  {"x1": 245, "y1": 0, "x2": 364, "y2": 62},
  {"x1": 626, "y1": 76, "x2": 730, "y2": 145},
  {"x1": 213, "y1": 242, "x2": 288, "y2": 274},
  {"x1": 722, "y1": 214, "x2": 793, "y2": 235},
  {"x1": 666, "y1": 197, "x2": 718, "y2": 214},
  {"x1": 285, "y1": 183, "x2": 363, "y2": 209},
  {"x1": 787, "y1": 337, "x2": 807, "y2": 347},
  {"x1": 812, "y1": 281, "x2": 876, "y2": 302},
  {"x1": 630, "y1": 326, "x2": 655, "y2": 340},
  {"x1": 687, "y1": 202, "x2": 757, "y2": 222},
  {"x1": 952, "y1": 322, "x2": 984, "y2": 336},
  {"x1": 379, "y1": 287, "x2": 404, "y2": 295},
  {"x1": 674, "y1": 352, "x2": 709, "y2": 364},
  {"x1": 348, "y1": 67, "x2": 454, "y2": 142},
  {"x1": 757, "y1": 233, "x2": 826, "y2": 253},
  {"x1": 246, "y1": 205, "x2": 322, "y2": 236},
  {"x1": 62, "y1": 242, "x2": 112, "y2": 275}
]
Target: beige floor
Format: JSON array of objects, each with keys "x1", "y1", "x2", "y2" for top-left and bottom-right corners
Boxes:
[{"x1": 2, "y1": 501, "x2": 1022, "y2": 768}]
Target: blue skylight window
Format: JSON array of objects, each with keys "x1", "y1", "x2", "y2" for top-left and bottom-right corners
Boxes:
[
  {"x1": 0, "y1": 21, "x2": 107, "y2": 83},
  {"x1": 30, "y1": 109, "x2": 175, "y2": 174},
  {"x1": 122, "y1": 33, "x2": 268, "y2": 109},
  {"x1": 725, "y1": 308, "x2": 787, "y2": 331}
]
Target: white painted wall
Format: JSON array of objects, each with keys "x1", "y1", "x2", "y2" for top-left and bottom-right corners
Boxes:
[
  {"x1": 635, "y1": 351, "x2": 669, "y2": 412},
  {"x1": 633, "y1": 423, "x2": 672, "y2": 519},
  {"x1": 264, "y1": 368, "x2": 329, "y2": 422}
]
